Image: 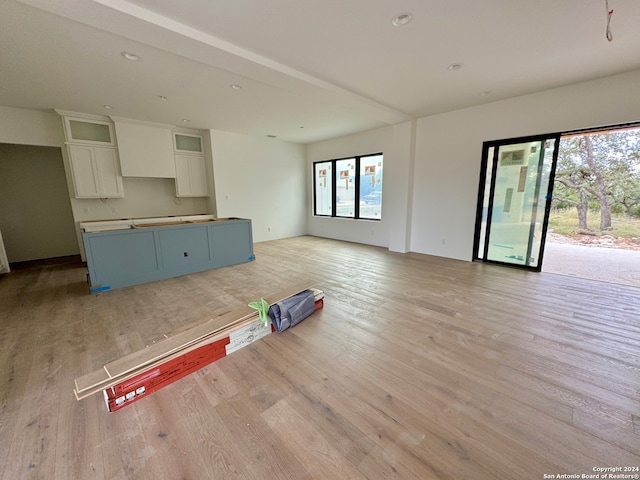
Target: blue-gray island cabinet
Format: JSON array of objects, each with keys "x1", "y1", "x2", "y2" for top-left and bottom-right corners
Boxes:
[{"x1": 82, "y1": 218, "x2": 254, "y2": 292}]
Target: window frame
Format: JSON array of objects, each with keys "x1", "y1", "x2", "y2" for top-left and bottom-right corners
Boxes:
[{"x1": 313, "y1": 152, "x2": 383, "y2": 220}]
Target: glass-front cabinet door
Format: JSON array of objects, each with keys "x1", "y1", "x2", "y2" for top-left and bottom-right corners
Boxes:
[
  {"x1": 174, "y1": 133, "x2": 203, "y2": 154},
  {"x1": 63, "y1": 117, "x2": 115, "y2": 145},
  {"x1": 473, "y1": 134, "x2": 559, "y2": 270}
]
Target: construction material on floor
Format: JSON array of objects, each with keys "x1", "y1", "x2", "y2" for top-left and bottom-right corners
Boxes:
[
  {"x1": 269, "y1": 289, "x2": 317, "y2": 333},
  {"x1": 73, "y1": 284, "x2": 324, "y2": 411}
]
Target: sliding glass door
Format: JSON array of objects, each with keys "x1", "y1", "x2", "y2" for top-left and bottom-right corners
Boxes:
[{"x1": 474, "y1": 134, "x2": 559, "y2": 270}]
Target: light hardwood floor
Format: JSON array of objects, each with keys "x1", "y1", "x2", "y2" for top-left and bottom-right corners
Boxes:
[{"x1": 1, "y1": 236, "x2": 638, "y2": 479}]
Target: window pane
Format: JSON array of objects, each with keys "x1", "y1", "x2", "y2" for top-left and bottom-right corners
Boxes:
[
  {"x1": 314, "y1": 162, "x2": 332, "y2": 215},
  {"x1": 335, "y1": 158, "x2": 356, "y2": 217},
  {"x1": 359, "y1": 154, "x2": 383, "y2": 219},
  {"x1": 175, "y1": 134, "x2": 202, "y2": 152},
  {"x1": 69, "y1": 120, "x2": 111, "y2": 143}
]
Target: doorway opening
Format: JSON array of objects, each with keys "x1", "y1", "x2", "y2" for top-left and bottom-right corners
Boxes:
[
  {"x1": 542, "y1": 126, "x2": 640, "y2": 287},
  {"x1": 0, "y1": 143, "x2": 79, "y2": 267},
  {"x1": 473, "y1": 124, "x2": 640, "y2": 287}
]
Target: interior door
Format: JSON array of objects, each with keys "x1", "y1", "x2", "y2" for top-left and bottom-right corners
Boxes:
[{"x1": 473, "y1": 134, "x2": 559, "y2": 270}]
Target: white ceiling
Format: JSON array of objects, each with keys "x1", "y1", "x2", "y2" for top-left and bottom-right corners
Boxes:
[{"x1": 2, "y1": 0, "x2": 639, "y2": 144}]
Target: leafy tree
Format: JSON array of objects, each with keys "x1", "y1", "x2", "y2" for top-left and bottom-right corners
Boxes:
[
  {"x1": 553, "y1": 137, "x2": 591, "y2": 230},
  {"x1": 605, "y1": 135, "x2": 640, "y2": 216},
  {"x1": 555, "y1": 128, "x2": 640, "y2": 231},
  {"x1": 582, "y1": 134, "x2": 612, "y2": 230}
]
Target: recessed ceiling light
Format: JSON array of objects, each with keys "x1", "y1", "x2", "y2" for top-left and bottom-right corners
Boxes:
[
  {"x1": 266, "y1": 134, "x2": 277, "y2": 138},
  {"x1": 181, "y1": 119, "x2": 191, "y2": 123},
  {"x1": 103, "y1": 104, "x2": 114, "y2": 110},
  {"x1": 121, "y1": 51, "x2": 141, "y2": 61},
  {"x1": 447, "y1": 63, "x2": 463, "y2": 71},
  {"x1": 392, "y1": 13, "x2": 412, "y2": 26},
  {"x1": 157, "y1": 95, "x2": 168, "y2": 101},
  {"x1": 230, "y1": 84, "x2": 244, "y2": 90}
]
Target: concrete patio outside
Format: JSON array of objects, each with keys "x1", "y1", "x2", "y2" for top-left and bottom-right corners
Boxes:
[{"x1": 542, "y1": 235, "x2": 640, "y2": 288}]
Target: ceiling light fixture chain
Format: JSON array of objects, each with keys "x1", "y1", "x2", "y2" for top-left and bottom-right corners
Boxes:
[{"x1": 605, "y1": 0, "x2": 614, "y2": 42}]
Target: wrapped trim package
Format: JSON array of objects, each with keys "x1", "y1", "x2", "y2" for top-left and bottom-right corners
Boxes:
[{"x1": 268, "y1": 289, "x2": 316, "y2": 333}]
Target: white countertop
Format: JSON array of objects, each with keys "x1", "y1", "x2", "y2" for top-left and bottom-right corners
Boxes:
[{"x1": 81, "y1": 214, "x2": 216, "y2": 232}]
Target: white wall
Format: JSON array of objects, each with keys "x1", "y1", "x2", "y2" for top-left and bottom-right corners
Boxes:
[
  {"x1": 0, "y1": 106, "x2": 64, "y2": 147},
  {"x1": 210, "y1": 129, "x2": 307, "y2": 243},
  {"x1": 412, "y1": 69, "x2": 640, "y2": 261},
  {"x1": 202, "y1": 129, "x2": 218, "y2": 215},
  {"x1": 306, "y1": 123, "x2": 414, "y2": 250},
  {"x1": 386, "y1": 122, "x2": 415, "y2": 253},
  {"x1": 68, "y1": 178, "x2": 209, "y2": 224}
]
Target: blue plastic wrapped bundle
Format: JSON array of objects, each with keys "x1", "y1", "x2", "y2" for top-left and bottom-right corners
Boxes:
[{"x1": 268, "y1": 289, "x2": 316, "y2": 333}]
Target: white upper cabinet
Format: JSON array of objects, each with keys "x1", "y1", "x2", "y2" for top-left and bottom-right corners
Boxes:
[
  {"x1": 173, "y1": 131, "x2": 208, "y2": 197},
  {"x1": 112, "y1": 118, "x2": 176, "y2": 178},
  {"x1": 68, "y1": 144, "x2": 124, "y2": 198},
  {"x1": 57, "y1": 111, "x2": 210, "y2": 198},
  {"x1": 94, "y1": 147, "x2": 125, "y2": 197},
  {"x1": 56, "y1": 110, "x2": 124, "y2": 198},
  {"x1": 174, "y1": 153, "x2": 208, "y2": 197}
]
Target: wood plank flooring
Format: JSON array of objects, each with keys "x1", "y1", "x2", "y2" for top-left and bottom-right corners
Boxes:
[{"x1": 0, "y1": 236, "x2": 638, "y2": 479}]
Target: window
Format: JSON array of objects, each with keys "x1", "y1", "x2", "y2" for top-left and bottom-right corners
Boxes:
[
  {"x1": 314, "y1": 161, "x2": 332, "y2": 215},
  {"x1": 359, "y1": 154, "x2": 383, "y2": 220},
  {"x1": 313, "y1": 153, "x2": 383, "y2": 220},
  {"x1": 336, "y1": 158, "x2": 356, "y2": 217}
]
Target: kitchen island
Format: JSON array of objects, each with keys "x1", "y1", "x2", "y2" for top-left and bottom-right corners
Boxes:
[{"x1": 81, "y1": 215, "x2": 254, "y2": 292}]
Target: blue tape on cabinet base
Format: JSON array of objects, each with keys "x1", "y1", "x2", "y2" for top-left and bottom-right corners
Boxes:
[
  {"x1": 248, "y1": 255, "x2": 256, "y2": 261},
  {"x1": 89, "y1": 285, "x2": 111, "y2": 293}
]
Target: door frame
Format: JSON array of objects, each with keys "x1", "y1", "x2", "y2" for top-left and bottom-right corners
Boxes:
[
  {"x1": 472, "y1": 133, "x2": 560, "y2": 271},
  {"x1": 473, "y1": 121, "x2": 640, "y2": 273}
]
